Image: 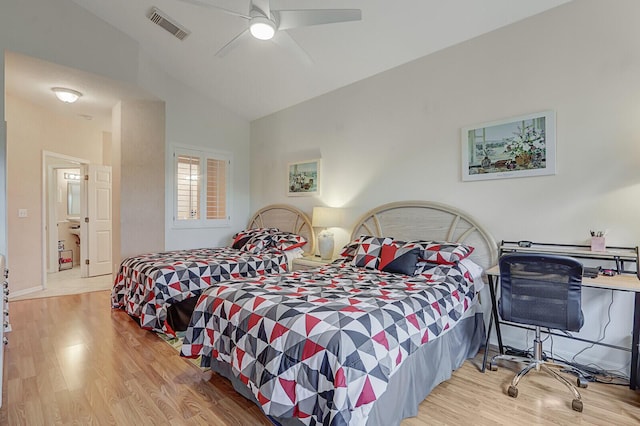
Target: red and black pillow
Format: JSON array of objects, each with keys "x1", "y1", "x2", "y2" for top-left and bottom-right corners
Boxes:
[
  {"x1": 344, "y1": 236, "x2": 475, "y2": 275},
  {"x1": 238, "y1": 233, "x2": 273, "y2": 254},
  {"x1": 339, "y1": 236, "x2": 364, "y2": 258},
  {"x1": 350, "y1": 236, "x2": 420, "y2": 275},
  {"x1": 271, "y1": 231, "x2": 307, "y2": 251},
  {"x1": 402, "y1": 240, "x2": 474, "y2": 265},
  {"x1": 377, "y1": 244, "x2": 421, "y2": 275},
  {"x1": 350, "y1": 236, "x2": 394, "y2": 269},
  {"x1": 232, "y1": 228, "x2": 279, "y2": 249},
  {"x1": 233, "y1": 228, "x2": 308, "y2": 254}
]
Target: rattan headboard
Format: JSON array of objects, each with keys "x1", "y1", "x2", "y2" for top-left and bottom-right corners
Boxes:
[
  {"x1": 351, "y1": 201, "x2": 498, "y2": 270},
  {"x1": 248, "y1": 204, "x2": 316, "y2": 255}
]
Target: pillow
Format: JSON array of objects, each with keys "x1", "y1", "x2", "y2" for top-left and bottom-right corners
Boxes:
[
  {"x1": 414, "y1": 261, "x2": 437, "y2": 276},
  {"x1": 232, "y1": 227, "x2": 278, "y2": 249},
  {"x1": 239, "y1": 233, "x2": 273, "y2": 254},
  {"x1": 271, "y1": 231, "x2": 307, "y2": 251},
  {"x1": 350, "y1": 236, "x2": 394, "y2": 269},
  {"x1": 339, "y1": 237, "x2": 363, "y2": 258},
  {"x1": 338, "y1": 235, "x2": 381, "y2": 258},
  {"x1": 402, "y1": 240, "x2": 475, "y2": 265},
  {"x1": 377, "y1": 244, "x2": 420, "y2": 275}
]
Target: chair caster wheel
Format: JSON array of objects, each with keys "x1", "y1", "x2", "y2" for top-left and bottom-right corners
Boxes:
[
  {"x1": 571, "y1": 399, "x2": 583, "y2": 412},
  {"x1": 507, "y1": 385, "x2": 518, "y2": 398},
  {"x1": 577, "y1": 378, "x2": 588, "y2": 388},
  {"x1": 489, "y1": 363, "x2": 498, "y2": 372}
]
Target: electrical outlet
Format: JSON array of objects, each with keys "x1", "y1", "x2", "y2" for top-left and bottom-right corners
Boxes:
[{"x1": 18, "y1": 209, "x2": 27, "y2": 218}]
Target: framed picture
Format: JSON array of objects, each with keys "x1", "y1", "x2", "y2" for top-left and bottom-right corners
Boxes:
[
  {"x1": 287, "y1": 159, "x2": 320, "y2": 196},
  {"x1": 461, "y1": 110, "x2": 556, "y2": 181}
]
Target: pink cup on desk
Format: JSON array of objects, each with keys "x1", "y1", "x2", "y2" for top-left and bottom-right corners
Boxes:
[{"x1": 590, "y1": 236, "x2": 606, "y2": 252}]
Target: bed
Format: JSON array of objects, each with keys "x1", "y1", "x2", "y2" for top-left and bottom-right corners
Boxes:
[
  {"x1": 180, "y1": 201, "x2": 497, "y2": 425},
  {"x1": 111, "y1": 204, "x2": 316, "y2": 336}
]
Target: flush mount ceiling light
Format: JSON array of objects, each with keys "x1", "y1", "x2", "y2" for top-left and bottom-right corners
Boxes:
[
  {"x1": 249, "y1": 16, "x2": 276, "y2": 40},
  {"x1": 51, "y1": 87, "x2": 83, "y2": 103}
]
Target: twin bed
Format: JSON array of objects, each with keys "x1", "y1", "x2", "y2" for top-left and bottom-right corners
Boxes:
[
  {"x1": 112, "y1": 201, "x2": 497, "y2": 425},
  {"x1": 111, "y1": 204, "x2": 315, "y2": 336}
]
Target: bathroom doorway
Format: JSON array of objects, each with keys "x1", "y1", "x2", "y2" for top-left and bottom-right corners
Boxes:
[
  {"x1": 43, "y1": 152, "x2": 88, "y2": 286},
  {"x1": 43, "y1": 152, "x2": 113, "y2": 284}
]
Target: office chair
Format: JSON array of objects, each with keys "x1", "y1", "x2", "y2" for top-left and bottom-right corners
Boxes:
[{"x1": 489, "y1": 253, "x2": 586, "y2": 412}]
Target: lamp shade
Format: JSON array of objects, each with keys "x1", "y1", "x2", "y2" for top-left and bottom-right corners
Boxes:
[{"x1": 312, "y1": 207, "x2": 342, "y2": 228}]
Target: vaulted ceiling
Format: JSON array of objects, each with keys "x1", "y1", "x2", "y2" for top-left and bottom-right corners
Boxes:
[{"x1": 6, "y1": 0, "x2": 571, "y2": 126}]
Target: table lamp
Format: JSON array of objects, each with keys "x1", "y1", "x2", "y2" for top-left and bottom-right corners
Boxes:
[{"x1": 312, "y1": 207, "x2": 343, "y2": 260}]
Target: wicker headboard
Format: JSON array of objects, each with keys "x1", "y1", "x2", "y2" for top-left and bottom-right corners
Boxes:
[
  {"x1": 351, "y1": 201, "x2": 498, "y2": 270},
  {"x1": 248, "y1": 204, "x2": 316, "y2": 256}
]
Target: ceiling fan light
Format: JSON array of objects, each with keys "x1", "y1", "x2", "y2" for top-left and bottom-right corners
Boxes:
[
  {"x1": 52, "y1": 87, "x2": 83, "y2": 103},
  {"x1": 249, "y1": 17, "x2": 276, "y2": 40}
]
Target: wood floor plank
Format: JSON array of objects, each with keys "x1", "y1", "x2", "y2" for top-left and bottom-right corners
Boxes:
[{"x1": 1, "y1": 290, "x2": 639, "y2": 425}]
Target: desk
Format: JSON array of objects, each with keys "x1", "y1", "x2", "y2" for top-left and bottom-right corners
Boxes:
[{"x1": 483, "y1": 264, "x2": 640, "y2": 390}]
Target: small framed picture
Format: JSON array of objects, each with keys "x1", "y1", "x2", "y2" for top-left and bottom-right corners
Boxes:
[
  {"x1": 461, "y1": 110, "x2": 556, "y2": 181},
  {"x1": 287, "y1": 159, "x2": 320, "y2": 196}
]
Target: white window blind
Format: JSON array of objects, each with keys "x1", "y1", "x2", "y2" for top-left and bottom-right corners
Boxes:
[{"x1": 173, "y1": 145, "x2": 231, "y2": 228}]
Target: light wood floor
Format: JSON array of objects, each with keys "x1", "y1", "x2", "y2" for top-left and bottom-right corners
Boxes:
[
  {"x1": 10, "y1": 267, "x2": 112, "y2": 301},
  {"x1": 1, "y1": 290, "x2": 639, "y2": 425}
]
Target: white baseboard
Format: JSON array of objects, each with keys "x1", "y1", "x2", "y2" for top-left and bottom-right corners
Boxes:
[{"x1": 9, "y1": 285, "x2": 43, "y2": 300}]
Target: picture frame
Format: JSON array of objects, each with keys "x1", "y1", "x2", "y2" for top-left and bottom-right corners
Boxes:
[
  {"x1": 287, "y1": 159, "x2": 320, "y2": 196},
  {"x1": 461, "y1": 110, "x2": 556, "y2": 181}
]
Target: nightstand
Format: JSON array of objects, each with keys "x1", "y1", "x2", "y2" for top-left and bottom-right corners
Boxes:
[{"x1": 291, "y1": 256, "x2": 335, "y2": 271}]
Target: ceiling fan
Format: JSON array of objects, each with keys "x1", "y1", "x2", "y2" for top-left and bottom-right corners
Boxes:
[{"x1": 178, "y1": 0, "x2": 362, "y2": 63}]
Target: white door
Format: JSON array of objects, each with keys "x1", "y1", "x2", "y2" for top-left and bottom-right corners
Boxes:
[{"x1": 81, "y1": 165, "x2": 112, "y2": 277}]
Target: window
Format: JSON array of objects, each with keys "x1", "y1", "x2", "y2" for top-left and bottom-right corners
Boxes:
[{"x1": 173, "y1": 145, "x2": 231, "y2": 228}]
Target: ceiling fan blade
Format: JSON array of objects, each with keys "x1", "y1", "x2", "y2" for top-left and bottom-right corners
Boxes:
[
  {"x1": 215, "y1": 28, "x2": 251, "y2": 57},
  {"x1": 176, "y1": 0, "x2": 251, "y2": 19},
  {"x1": 275, "y1": 9, "x2": 362, "y2": 30},
  {"x1": 272, "y1": 31, "x2": 314, "y2": 67},
  {"x1": 251, "y1": 0, "x2": 271, "y2": 19}
]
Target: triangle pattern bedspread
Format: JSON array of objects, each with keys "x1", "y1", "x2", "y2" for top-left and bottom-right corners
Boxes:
[
  {"x1": 181, "y1": 260, "x2": 479, "y2": 425},
  {"x1": 111, "y1": 247, "x2": 288, "y2": 336}
]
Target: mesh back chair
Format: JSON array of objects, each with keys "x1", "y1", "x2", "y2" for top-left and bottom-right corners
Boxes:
[{"x1": 489, "y1": 253, "x2": 586, "y2": 412}]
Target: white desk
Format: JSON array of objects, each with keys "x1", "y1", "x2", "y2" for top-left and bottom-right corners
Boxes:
[{"x1": 482, "y1": 243, "x2": 640, "y2": 391}]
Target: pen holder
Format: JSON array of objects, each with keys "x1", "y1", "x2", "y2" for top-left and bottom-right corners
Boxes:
[{"x1": 590, "y1": 236, "x2": 606, "y2": 252}]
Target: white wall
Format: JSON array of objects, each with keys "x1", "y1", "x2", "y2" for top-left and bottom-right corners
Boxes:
[
  {"x1": 251, "y1": 0, "x2": 640, "y2": 371},
  {"x1": 118, "y1": 100, "x2": 165, "y2": 259},
  {"x1": 0, "y1": 54, "x2": 6, "y2": 258},
  {"x1": 0, "y1": 0, "x2": 252, "y2": 280},
  {"x1": 6, "y1": 94, "x2": 104, "y2": 294},
  {"x1": 140, "y1": 54, "x2": 252, "y2": 250}
]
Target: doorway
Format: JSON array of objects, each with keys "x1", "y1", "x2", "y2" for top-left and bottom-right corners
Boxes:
[
  {"x1": 43, "y1": 152, "x2": 87, "y2": 289},
  {"x1": 42, "y1": 152, "x2": 113, "y2": 292},
  {"x1": 5, "y1": 50, "x2": 159, "y2": 299}
]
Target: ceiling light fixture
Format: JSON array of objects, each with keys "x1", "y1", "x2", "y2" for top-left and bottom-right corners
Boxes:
[
  {"x1": 249, "y1": 16, "x2": 276, "y2": 40},
  {"x1": 52, "y1": 87, "x2": 83, "y2": 103}
]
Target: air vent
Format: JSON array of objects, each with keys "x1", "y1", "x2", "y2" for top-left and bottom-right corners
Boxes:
[{"x1": 148, "y1": 7, "x2": 190, "y2": 41}]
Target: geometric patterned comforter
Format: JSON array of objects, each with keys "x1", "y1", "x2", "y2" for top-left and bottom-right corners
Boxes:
[
  {"x1": 111, "y1": 247, "x2": 288, "y2": 336},
  {"x1": 180, "y1": 259, "x2": 479, "y2": 425}
]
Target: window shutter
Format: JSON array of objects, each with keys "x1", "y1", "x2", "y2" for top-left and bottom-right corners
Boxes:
[
  {"x1": 176, "y1": 155, "x2": 200, "y2": 220},
  {"x1": 173, "y1": 145, "x2": 232, "y2": 228},
  {"x1": 206, "y1": 158, "x2": 226, "y2": 219}
]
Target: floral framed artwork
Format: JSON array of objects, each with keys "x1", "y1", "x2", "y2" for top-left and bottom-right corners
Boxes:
[
  {"x1": 287, "y1": 159, "x2": 320, "y2": 196},
  {"x1": 461, "y1": 110, "x2": 556, "y2": 181}
]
